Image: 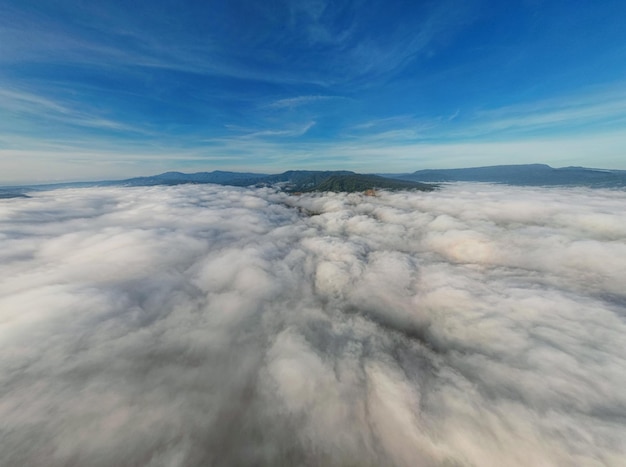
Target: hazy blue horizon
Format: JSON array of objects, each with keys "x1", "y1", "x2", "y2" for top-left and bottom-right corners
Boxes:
[{"x1": 4, "y1": 162, "x2": 626, "y2": 188}]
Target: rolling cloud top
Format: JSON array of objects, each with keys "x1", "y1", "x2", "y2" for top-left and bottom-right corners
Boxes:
[{"x1": 1, "y1": 183, "x2": 625, "y2": 466}]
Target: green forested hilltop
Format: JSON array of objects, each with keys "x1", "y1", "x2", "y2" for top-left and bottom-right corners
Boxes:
[
  {"x1": 116, "y1": 170, "x2": 436, "y2": 193},
  {"x1": 307, "y1": 174, "x2": 434, "y2": 192}
]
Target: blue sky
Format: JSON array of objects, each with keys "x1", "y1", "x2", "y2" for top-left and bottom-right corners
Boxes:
[{"x1": 1, "y1": 0, "x2": 626, "y2": 183}]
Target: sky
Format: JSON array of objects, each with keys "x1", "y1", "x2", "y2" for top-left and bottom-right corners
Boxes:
[
  {"x1": 2, "y1": 183, "x2": 625, "y2": 465},
  {"x1": 1, "y1": 0, "x2": 626, "y2": 183}
]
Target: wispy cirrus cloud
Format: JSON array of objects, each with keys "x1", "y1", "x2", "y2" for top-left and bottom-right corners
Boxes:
[
  {"x1": 2, "y1": 0, "x2": 485, "y2": 88},
  {"x1": 344, "y1": 85, "x2": 626, "y2": 146},
  {"x1": 239, "y1": 121, "x2": 317, "y2": 139},
  {"x1": 467, "y1": 86, "x2": 626, "y2": 136},
  {"x1": 267, "y1": 95, "x2": 342, "y2": 109},
  {"x1": 0, "y1": 88, "x2": 148, "y2": 134},
  {"x1": 350, "y1": 114, "x2": 417, "y2": 131}
]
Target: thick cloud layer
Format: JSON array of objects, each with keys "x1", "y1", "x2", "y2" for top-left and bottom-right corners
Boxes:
[{"x1": 1, "y1": 183, "x2": 625, "y2": 466}]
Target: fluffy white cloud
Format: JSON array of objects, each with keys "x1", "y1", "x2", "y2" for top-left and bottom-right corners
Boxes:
[{"x1": 1, "y1": 183, "x2": 625, "y2": 466}]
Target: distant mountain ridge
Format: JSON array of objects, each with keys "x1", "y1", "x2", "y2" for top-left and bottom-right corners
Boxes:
[
  {"x1": 0, "y1": 190, "x2": 29, "y2": 199},
  {"x1": 4, "y1": 164, "x2": 626, "y2": 195},
  {"x1": 386, "y1": 164, "x2": 626, "y2": 187},
  {"x1": 311, "y1": 174, "x2": 433, "y2": 192},
  {"x1": 124, "y1": 170, "x2": 269, "y2": 187}
]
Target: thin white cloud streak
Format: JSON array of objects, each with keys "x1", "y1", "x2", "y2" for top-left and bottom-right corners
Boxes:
[
  {"x1": 480, "y1": 98, "x2": 626, "y2": 131},
  {"x1": 0, "y1": 88, "x2": 147, "y2": 134},
  {"x1": 286, "y1": 0, "x2": 357, "y2": 48},
  {"x1": 267, "y1": 95, "x2": 340, "y2": 109},
  {"x1": 350, "y1": 114, "x2": 418, "y2": 131},
  {"x1": 342, "y1": 0, "x2": 480, "y2": 82},
  {"x1": 466, "y1": 88, "x2": 626, "y2": 135},
  {"x1": 0, "y1": 183, "x2": 625, "y2": 466},
  {"x1": 0, "y1": 89, "x2": 69, "y2": 114},
  {"x1": 0, "y1": 8, "x2": 291, "y2": 87},
  {"x1": 241, "y1": 121, "x2": 317, "y2": 139},
  {"x1": 346, "y1": 86, "x2": 626, "y2": 143}
]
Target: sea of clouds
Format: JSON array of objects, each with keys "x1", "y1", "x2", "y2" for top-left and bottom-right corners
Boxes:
[{"x1": 1, "y1": 183, "x2": 625, "y2": 467}]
